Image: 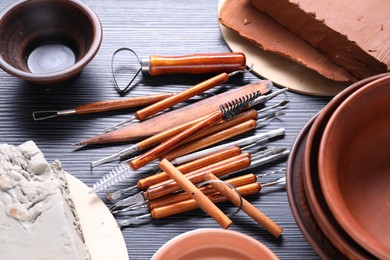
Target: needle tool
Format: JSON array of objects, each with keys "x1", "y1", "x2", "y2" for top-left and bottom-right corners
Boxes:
[
  {"x1": 111, "y1": 48, "x2": 246, "y2": 94},
  {"x1": 116, "y1": 175, "x2": 286, "y2": 227},
  {"x1": 32, "y1": 93, "x2": 173, "y2": 121}
]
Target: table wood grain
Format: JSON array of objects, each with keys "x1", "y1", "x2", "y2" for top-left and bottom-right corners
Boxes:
[{"x1": 0, "y1": 0, "x2": 328, "y2": 259}]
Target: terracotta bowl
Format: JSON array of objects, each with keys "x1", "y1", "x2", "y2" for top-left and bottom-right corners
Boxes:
[
  {"x1": 151, "y1": 229, "x2": 278, "y2": 260},
  {"x1": 319, "y1": 75, "x2": 390, "y2": 259},
  {"x1": 303, "y1": 75, "x2": 388, "y2": 258},
  {"x1": 0, "y1": 0, "x2": 102, "y2": 84}
]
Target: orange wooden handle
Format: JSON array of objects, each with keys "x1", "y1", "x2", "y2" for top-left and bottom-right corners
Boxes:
[
  {"x1": 204, "y1": 173, "x2": 283, "y2": 238},
  {"x1": 147, "y1": 52, "x2": 246, "y2": 75},
  {"x1": 147, "y1": 153, "x2": 251, "y2": 200},
  {"x1": 159, "y1": 159, "x2": 232, "y2": 229},
  {"x1": 149, "y1": 173, "x2": 257, "y2": 210},
  {"x1": 137, "y1": 146, "x2": 242, "y2": 190},
  {"x1": 162, "y1": 119, "x2": 257, "y2": 161},
  {"x1": 130, "y1": 111, "x2": 223, "y2": 170},
  {"x1": 135, "y1": 72, "x2": 229, "y2": 120},
  {"x1": 150, "y1": 183, "x2": 261, "y2": 219},
  {"x1": 75, "y1": 93, "x2": 173, "y2": 114},
  {"x1": 137, "y1": 109, "x2": 257, "y2": 152}
]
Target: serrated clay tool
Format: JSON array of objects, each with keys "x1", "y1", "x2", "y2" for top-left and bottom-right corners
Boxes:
[
  {"x1": 203, "y1": 172, "x2": 283, "y2": 238},
  {"x1": 75, "y1": 80, "x2": 274, "y2": 145},
  {"x1": 112, "y1": 49, "x2": 246, "y2": 94},
  {"x1": 159, "y1": 159, "x2": 232, "y2": 229},
  {"x1": 32, "y1": 93, "x2": 173, "y2": 121}
]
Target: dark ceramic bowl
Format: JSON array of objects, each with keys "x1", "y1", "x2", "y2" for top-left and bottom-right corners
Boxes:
[
  {"x1": 0, "y1": 0, "x2": 102, "y2": 84},
  {"x1": 319, "y1": 75, "x2": 390, "y2": 259}
]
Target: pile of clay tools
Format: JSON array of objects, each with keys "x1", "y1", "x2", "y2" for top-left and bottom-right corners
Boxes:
[{"x1": 33, "y1": 51, "x2": 290, "y2": 232}]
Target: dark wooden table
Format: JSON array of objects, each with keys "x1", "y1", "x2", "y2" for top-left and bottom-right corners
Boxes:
[{"x1": 0, "y1": 0, "x2": 329, "y2": 259}]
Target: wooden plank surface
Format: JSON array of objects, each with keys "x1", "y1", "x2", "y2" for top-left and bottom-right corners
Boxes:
[{"x1": 0, "y1": 0, "x2": 327, "y2": 259}]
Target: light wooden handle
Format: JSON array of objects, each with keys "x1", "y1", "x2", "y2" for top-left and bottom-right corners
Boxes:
[
  {"x1": 147, "y1": 153, "x2": 251, "y2": 200},
  {"x1": 163, "y1": 119, "x2": 257, "y2": 161},
  {"x1": 159, "y1": 159, "x2": 232, "y2": 229},
  {"x1": 137, "y1": 146, "x2": 242, "y2": 190},
  {"x1": 75, "y1": 93, "x2": 173, "y2": 114},
  {"x1": 135, "y1": 73, "x2": 229, "y2": 120},
  {"x1": 150, "y1": 183, "x2": 261, "y2": 219},
  {"x1": 130, "y1": 111, "x2": 222, "y2": 170},
  {"x1": 147, "y1": 52, "x2": 246, "y2": 75},
  {"x1": 137, "y1": 109, "x2": 258, "y2": 151},
  {"x1": 149, "y1": 173, "x2": 257, "y2": 210},
  {"x1": 204, "y1": 173, "x2": 283, "y2": 238}
]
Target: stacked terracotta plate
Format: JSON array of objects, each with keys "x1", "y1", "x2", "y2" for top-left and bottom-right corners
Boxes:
[{"x1": 287, "y1": 73, "x2": 390, "y2": 259}]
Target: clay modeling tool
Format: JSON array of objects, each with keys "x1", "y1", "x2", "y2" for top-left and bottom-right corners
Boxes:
[
  {"x1": 110, "y1": 168, "x2": 285, "y2": 213},
  {"x1": 90, "y1": 91, "x2": 265, "y2": 168},
  {"x1": 116, "y1": 176, "x2": 286, "y2": 227},
  {"x1": 111, "y1": 49, "x2": 246, "y2": 94},
  {"x1": 106, "y1": 146, "x2": 242, "y2": 201},
  {"x1": 32, "y1": 93, "x2": 173, "y2": 121},
  {"x1": 109, "y1": 148, "x2": 289, "y2": 210},
  {"x1": 89, "y1": 93, "x2": 261, "y2": 193},
  {"x1": 90, "y1": 98, "x2": 287, "y2": 167},
  {"x1": 75, "y1": 81, "x2": 273, "y2": 145},
  {"x1": 89, "y1": 128, "x2": 285, "y2": 193},
  {"x1": 106, "y1": 145, "x2": 267, "y2": 202},
  {"x1": 203, "y1": 173, "x2": 283, "y2": 237},
  {"x1": 105, "y1": 67, "x2": 252, "y2": 132},
  {"x1": 128, "y1": 90, "x2": 261, "y2": 170},
  {"x1": 159, "y1": 159, "x2": 233, "y2": 229},
  {"x1": 161, "y1": 111, "x2": 285, "y2": 161}
]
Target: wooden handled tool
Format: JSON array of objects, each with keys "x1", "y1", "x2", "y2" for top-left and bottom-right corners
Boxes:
[
  {"x1": 32, "y1": 93, "x2": 173, "y2": 121},
  {"x1": 129, "y1": 90, "x2": 260, "y2": 170},
  {"x1": 149, "y1": 183, "x2": 260, "y2": 220},
  {"x1": 149, "y1": 173, "x2": 257, "y2": 210},
  {"x1": 146, "y1": 153, "x2": 251, "y2": 200},
  {"x1": 135, "y1": 73, "x2": 230, "y2": 121},
  {"x1": 129, "y1": 111, "x2": 223, "y2": 170},
  {"x1": 204, "y1": 173, "x2": 283, "y2": 238},
  {"x1": 136, "y1": 146, "x2": 242, "y2": 191},
  {"x1": 142, "y1": 52, "x2": 246, "y2": 75},
  {"x1": 76, "y1": 81, "x2": 272, "y2": 145},
  {"x1": 91, "y1": 109, "x2": 257, "y2": 168},
  {"x1": 159, "y1": 159, "x2": 232, "y2": 229},
  {"x1": 106, "y1": 146, "x2": 242, "y2": 201},
  {"x1": 162, "y1": 119, "x2": 257, "y2": 161},
  {"x1": 117, "y1": 183, "x2": 260, "y2": 227}
]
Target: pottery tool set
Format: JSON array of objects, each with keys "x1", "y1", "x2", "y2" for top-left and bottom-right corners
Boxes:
[{"x1": 32, "y1": 50, "x2": 289, "y2": 235}]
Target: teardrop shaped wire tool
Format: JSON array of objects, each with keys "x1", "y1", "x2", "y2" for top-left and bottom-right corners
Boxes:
[{"x1": 111, "y1": 48, "x2": 246, "y2": 94}]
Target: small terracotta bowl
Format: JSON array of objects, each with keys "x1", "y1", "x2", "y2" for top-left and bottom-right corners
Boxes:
[
  {"x1": 152, "y1": 229, "x2": 278, "y2": 260},
  {"x1": 319, "y1": 75, "x2": 390, "y2": 259},
  {"x1": 0, "y1": 0, "x2": 102, "y2": 84}
]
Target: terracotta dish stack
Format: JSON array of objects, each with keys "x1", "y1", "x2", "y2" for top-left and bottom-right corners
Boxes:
[{"x1": 287, "y1": 73, "x2": 390, "y2": 259}]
